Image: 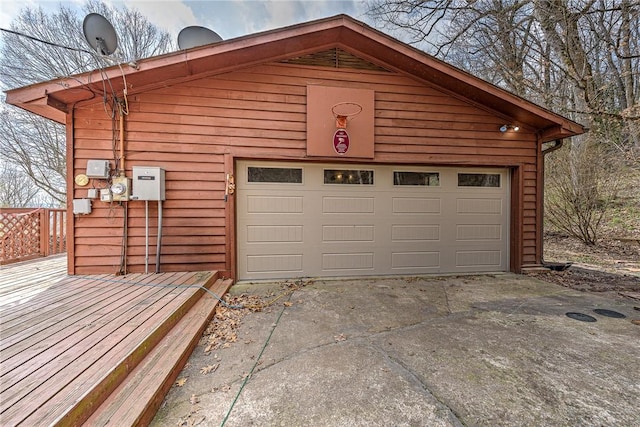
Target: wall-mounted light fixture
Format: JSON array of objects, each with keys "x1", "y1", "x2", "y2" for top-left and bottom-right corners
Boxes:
[{"x1": 500, "y1": 124, "x2": 520, "y2": 132}]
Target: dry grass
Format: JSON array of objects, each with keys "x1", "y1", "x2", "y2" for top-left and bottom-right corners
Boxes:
[{"x1": 536, "y1": 166, "x2": 640, "y2": 294}]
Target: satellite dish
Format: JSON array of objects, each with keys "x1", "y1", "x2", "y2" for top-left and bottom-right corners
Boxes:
[
  {"x1": 83, "y1": 13, "x2": 118, "y2": 56},
  {"x1": 178, "y1": 26, "x2": 222, "y2": 50}
]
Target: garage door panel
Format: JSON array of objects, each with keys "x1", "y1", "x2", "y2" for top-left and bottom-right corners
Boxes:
[
  {"x1": 392, "y1": 197, "x2": 441, "y2": 214},
  {"x1": 247, "y1": 195, "x2": 304, "y2": 213},
  {"x1": 246, "y1": 254, "x2": 303, "y2": 273},
  {"x1": 237, "y1": 162, "x2": 508, "y2": 280},
  {"x1": 456, "y1": 250, "x2": 503, "y2": 268},
  {"x1": 323, "y1": 197, "x2": 374, "y2": 213},
  {"x1": 391, "y1": 225, "x2": 440, "y2": 241},
  {"x1": 246, "y1": 225, "x2": 303, "y2": 243},
  {"x1": 456, "y1": 224, "x2": 502, "y2": 241},
  {"x1": 322, "y1": 225, "x2": 375, "y2": 242},
  {"x1": 391, "y1": 251, "x2": 440, "y2": 269},
  {"x1": 322, "y1": 252, "x2": 374, "y2": 271},
  {"x1": 456, "y1": 198, "x2": 503, "y2": 214}
]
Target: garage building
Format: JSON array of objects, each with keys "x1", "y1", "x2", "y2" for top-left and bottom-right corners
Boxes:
[{"x1": 5, "y1": 15, "x2": 585, "y2": 280}]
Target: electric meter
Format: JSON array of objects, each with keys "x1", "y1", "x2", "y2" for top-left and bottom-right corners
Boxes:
[
  {"x1": 110, "y1": 176, "x2": 130, "y2": 201},
  {"x1": 112, "y1": 182, "x2": 126, "y2": 195}
]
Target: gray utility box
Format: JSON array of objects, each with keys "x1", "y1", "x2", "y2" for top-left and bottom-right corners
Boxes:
[
  {"x1": 86, "y1": 159, "x2": 110, "y2": 178},
  {"x1": 132, "y1": 166, "x2": 165, "y2": 201}
]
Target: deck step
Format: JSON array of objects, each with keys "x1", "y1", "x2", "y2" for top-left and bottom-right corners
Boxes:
[{"x1": 84, "y1": 278, "x2": 233, "y2": 426}]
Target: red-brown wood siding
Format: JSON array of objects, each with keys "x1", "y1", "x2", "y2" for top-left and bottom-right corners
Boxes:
[{"x1": 71, "y1": 62, "x2": 540, "y2": 275}]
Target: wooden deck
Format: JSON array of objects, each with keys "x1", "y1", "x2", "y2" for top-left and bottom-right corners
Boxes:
[{"x1": 0, "y1": 257, "x2": 232, "y2": 426}]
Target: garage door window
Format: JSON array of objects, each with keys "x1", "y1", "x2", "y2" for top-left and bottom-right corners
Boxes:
[
  {"x1": 394, "y1": 171, "x2": 440, "y2": 186},
  {"x1": 324, "y1": 169, "x2": 374, "y2": 185},
  {"x1": 458, "y1": 173, "x2": 500, "y2": 187},
  {"x1": 248, "y1": 167, "x2": 303, "y2": 183}
]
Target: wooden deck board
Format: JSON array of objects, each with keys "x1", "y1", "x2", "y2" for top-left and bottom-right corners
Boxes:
[
  {"x1": 0, "y1": 274, "x2": 183, "y2": 387},
  {"x1": 0, "y1": 255, "x2": 69, "y2": 309},
  {"x1": 0, "y1": 258, "x2": 226, "y2": 426},
  {"x1": 1, "y1": 277, "x2": 191, "y2": 416},
  {"x1": 0, "y1": 275, "x2": 114, "y2": 324},
  {"x1": 0, "y1": 274, "x2": 163, "y2": 353},
  {"x1": 21, "y1": 275, "x2": 215, "y2": 426}
]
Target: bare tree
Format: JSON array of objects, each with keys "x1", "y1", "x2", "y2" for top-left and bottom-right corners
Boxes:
[
  {"x1": 367, "y1": 0, "x2": 640, "y2": 245},
  {"x1": 0, "y1": 164, "x2": 41, "y2": 208},
  {"x1": 0, "y1": 1, "x2": 174, "y2": 206},
  {"x1": 367, "y1": 0, "x2": 640, "y2": 137},
  {"x1": 545, "y1": 136, "x2": 622, "y2": 245},
  {"x1": 0, "y1": 106, "x2": 66, "y2": 203}
]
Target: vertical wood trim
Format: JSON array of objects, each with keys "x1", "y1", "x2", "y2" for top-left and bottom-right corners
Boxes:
[
  {"x1": 510, "y1": 166, "x2": 523, "y2": 273},
  {"x1": 224, "y1": 153, "x2": 236, "y2": 279},
  {"x1": 67, "y1": 106, "x2": 76, "y2": 275},
  {"x1": 535, "y1": 134, "x2": 544, "y2": 265},
  {"x1": 40, "y1": 209, "x2": 49, "y2": 256}
]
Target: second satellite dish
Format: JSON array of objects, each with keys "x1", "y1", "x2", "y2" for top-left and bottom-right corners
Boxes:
[
  {"x1": 83, "y1": 13, "x2": 118, "y2": 56},
  {"x1": 178, "y1": 26, "x2": 222, "y2": 50}
]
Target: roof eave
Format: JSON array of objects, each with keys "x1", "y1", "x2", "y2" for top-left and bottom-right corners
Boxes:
[
  {"x1": 4, "y1": 17, "x2": 350, "y2": 123},
  {"x1": 540, "y1": 122, "x2": 586, "y2": 142},
  {"x1": 4, "y1": 14, "x2": 585, "y2": 138},
  {"x1": 4, "y1": 91, "x2": 67, "y2": 123}
]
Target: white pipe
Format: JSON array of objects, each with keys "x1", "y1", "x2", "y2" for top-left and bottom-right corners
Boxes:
[
  {"x1": 155, "y1": 200, "x2": 163, "y2": 273},
  {"x1": 145, "y1": 200, "x2": 149, "y2": 274}
]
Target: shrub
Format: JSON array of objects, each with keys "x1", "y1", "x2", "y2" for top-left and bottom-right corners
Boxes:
[{"x1": 545, "y1": 137, "x2": 622, "y2": 245}]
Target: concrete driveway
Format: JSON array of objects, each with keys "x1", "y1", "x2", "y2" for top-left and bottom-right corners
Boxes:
[{"x1": 152, "y1": 273, "x2": 640, "y2": 427}]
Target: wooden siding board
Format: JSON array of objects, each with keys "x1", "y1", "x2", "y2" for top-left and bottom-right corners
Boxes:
[
  {"x1": 138, "y1": 102, "x2": 304, "y2": 122},
  {"x1": 374, "y1": 144, "x2": 536, "y2": 158},
  {"x1": 124, "y1": 122, "x2": 306, "y2": 140},
  {"x1": 376, "y1": 110, "x2": 508, "y2": 124},
  {"x1": 122, "y1": 134, "x2": 304, "y2": 149},
  {"x1": 233, "y1": 62, "x2": 398, "y2": 80},
  {"x1": 176, "y1": 74, "x2": 308, "y2": 97},
  {"x1": 75, "y1": 236, "x2": 225, "y2": 248},
  {"x1": 376, "y1": 123, "x2": 536, "y2": 141},
  {"x1": 127, "y1": 113, "x2": 306, "y2": 132},
  {"x1": 213, "y1": 64, "x2": 401, "y2": 89},
  {"x1": 137, "y1": 92, "x2": 306, "y2": 114},
  {"x1": 374, "y1": 135, "x2": 537, "y2": 152},
  {"x1": 376, "y1": 100, "x2": 498, "y2": 116}
]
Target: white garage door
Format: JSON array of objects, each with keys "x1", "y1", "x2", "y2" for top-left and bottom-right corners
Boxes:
[{"x1": 236, "y1": 161, "x2": 509, "y2": 280}]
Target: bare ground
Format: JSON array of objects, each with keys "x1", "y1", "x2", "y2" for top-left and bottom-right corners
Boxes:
[{"x1": 526, "y1": 232, "x2": 640, "y2": 298}]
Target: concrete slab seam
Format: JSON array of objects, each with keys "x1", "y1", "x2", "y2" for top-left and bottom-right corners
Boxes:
[
  {"x1": 369, "y1": 341, "x2": 467, "y2": 427},
  {"x1": 220, "y1": 290, "x2": 294, "y2": 426}
]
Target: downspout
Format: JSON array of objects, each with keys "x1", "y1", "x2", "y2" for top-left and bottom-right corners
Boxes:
[{"x1": 542, "y1": 139, "x2": 563, "y2": 155}]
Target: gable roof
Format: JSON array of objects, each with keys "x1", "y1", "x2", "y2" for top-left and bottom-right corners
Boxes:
[{"x1": 5, "y1": 14, "x2": 584, "y2": 141}]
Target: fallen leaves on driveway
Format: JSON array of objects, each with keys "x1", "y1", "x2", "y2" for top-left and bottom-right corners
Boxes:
[
  {"x1": 203, "y1": 294, "x2": 261, "y2": 353},
  {"x1": 334, "y1": 333, "x2": 347, "y2": 342},
  {"x1": 202, "y1": 279, "x2": 313, "y2": 354},
  {"x1": 200, "y1": 364, "x2": 219, "y2": 375}
]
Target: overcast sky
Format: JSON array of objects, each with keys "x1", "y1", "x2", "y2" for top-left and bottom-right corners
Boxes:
[{"x1": 1, "y1": 0, "x2": 370, "y2": 45}]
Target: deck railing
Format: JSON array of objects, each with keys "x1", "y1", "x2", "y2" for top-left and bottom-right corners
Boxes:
[{"x1": 0, "y1": 208, "x2": 67, "y2": 265}]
